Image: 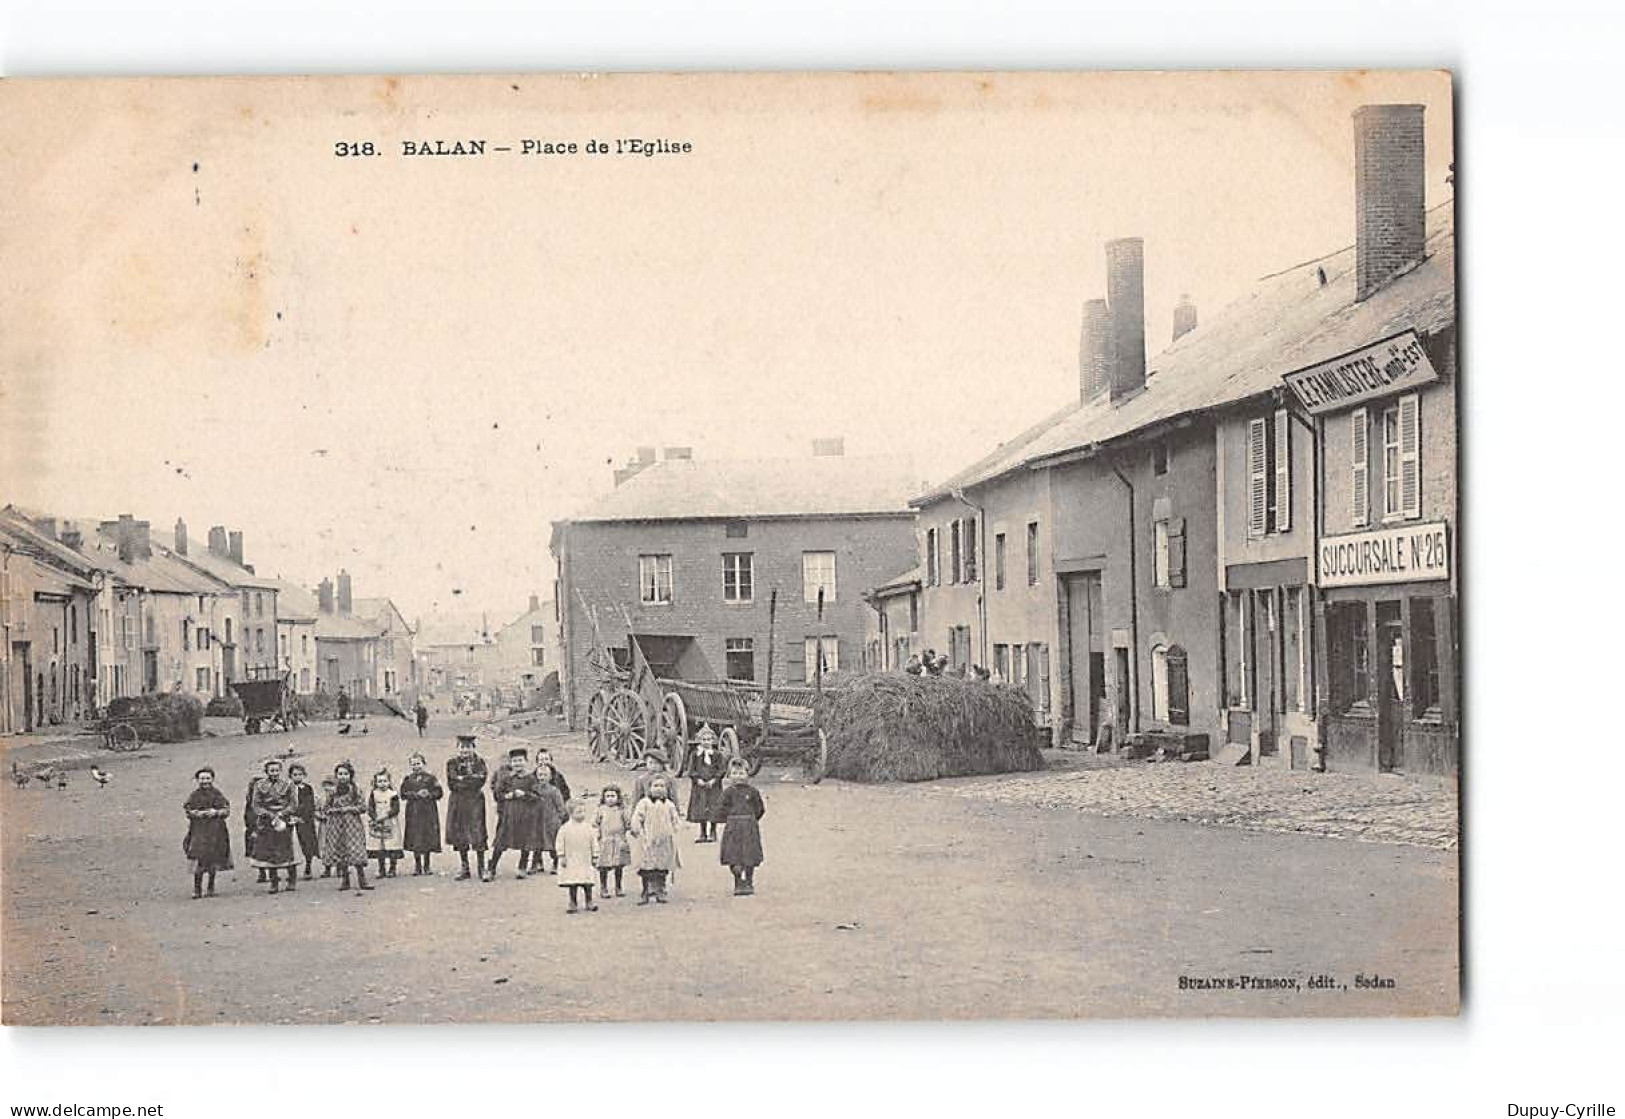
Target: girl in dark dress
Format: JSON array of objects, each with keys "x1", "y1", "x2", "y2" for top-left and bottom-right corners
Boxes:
[
  {"x1": 445, "y1": 734, "x2": 489, "y2": 882},
  {"x1": 400, "y1": 752, "x2": 444, "y2": 876},
  {"x1": 288, "y1": 764, "x2": 319, "y2": 880},
  {"x1": 532, "y1": 762, "x2": 567, "y2": 875},
  {"x1": 488, "y1": 748, "x2": 543, "y2": 881},
  {"x1": 715, "y1": 757, "x2": 766, "y2": 896},
  {"x1": 243, "y1": 774, "x2": 265, "y2": 883},
  {"x1": 685, "y1": 725, "x2": 728, "y2": 842},
  {"x1": 183, "y1": 767, "x2": 232, "y2": 898},
  {"x1": 249, "y1": 759, "x2": 300, "y2": 894}
]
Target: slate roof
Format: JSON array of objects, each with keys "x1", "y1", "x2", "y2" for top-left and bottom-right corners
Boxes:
[
  {"x1": 915, "y1": 203, "x2": 1456, "y2": 503},
  {"x1": 150, "y1": 530, "x2": 281, "y2": 590},
  {"x1": 868, "y1": 564, "x2": 924, "y2": 599},
  {"x1": 569, "y1": 455, "x2": 924, "y2": 523},
  {"x1": 353, "y1": 596, "x2": 413, "y2": 634},
  {"x1": 0, "y1": 508, "x2": 111, "y2": 583},
  {"x1": 269, "y1": 580, "x2": 320, "y2": 624},
  {"x1": 314, "y1": 610, "x2": 383, "y2": 642}
]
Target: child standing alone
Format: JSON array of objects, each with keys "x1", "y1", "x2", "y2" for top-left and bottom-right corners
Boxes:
[
  {"x1": 715, "y1": 757, "x2": 766, "y2": 896},
  {"x1": 554, "y1": 801, "x2": 599, "y2": 913},
  {"x1": 182, "y1": 767, "x2": 233, "y2": 898},
  {"x1": 399, "y1": 752, "x2": 444, "y2": 876},
  {"x1": 592, "y1": 785, "x2": 632, "y2": 898}
]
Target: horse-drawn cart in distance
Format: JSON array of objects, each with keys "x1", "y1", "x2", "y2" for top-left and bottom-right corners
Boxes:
[
  {"x1": 232, "y1": 670, "x2": 300, "y2": 734},
  {"x1": 584, "y1": 631, "x2": 832, "y2": 781}
]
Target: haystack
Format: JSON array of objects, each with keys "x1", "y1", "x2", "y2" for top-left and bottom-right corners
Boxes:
[
  {"x1": 818, "y1": 672, "x2": 1044, "y2": 783},
  {"x1": 107, "y1": 693, "x2": 204, "y2": 743}
]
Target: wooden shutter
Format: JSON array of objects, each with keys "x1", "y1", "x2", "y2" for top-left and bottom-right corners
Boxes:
[
  {"x1": 1399, "y1": 392, "x2": 1421, "y2": 519},
  {"x1": 1169, "y1": 517, "x2": 1187, "y2": 588},
  {"x1": 1351, "y1": 408, "x2": 1369, "y2": 527},
  {"x1": 1273, "y1": 407, "x2": 1291, "y2": 532},
  {"x1": 1167, "y1": 646, "x2": 1190, "y2": 726},
  {"x1": 964, "y1": 518, "x2": 977, "y2": 583},
  {"x1": 1247, "y1": 417, "x2": 1267, "y2": 537}
]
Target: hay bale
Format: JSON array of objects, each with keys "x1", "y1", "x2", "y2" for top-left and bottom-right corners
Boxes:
[
  {"x1": 818, "y1": 672, "x2": 1045, "y2": 783},
  {"x1": 106, "y1": 693, "x2": 204, "y2": 743}
]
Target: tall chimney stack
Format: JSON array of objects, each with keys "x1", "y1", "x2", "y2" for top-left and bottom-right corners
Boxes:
[
  {"x1": 1079, "y1": 297, "x2": 1112, "y2": 402},
  {"x1": 318, "y1": 577, "x2": 335, "y2": 614},
  {"x1": 337, "y1": 570, "x2": 353, "y2": 615},
  {"x1": 529, "y1": 593, "x2": 541, "y2": 614},
  {"x1": 208, "y1": 525, "x2": 228, "y2": 557},
  {"x1": 1106, "y1": 237, "x2": 1147, "y2": 403},
  {"x1": 228, "y1": 530, "x2": 244, "y2": 567},
  {"x1": 1172, "y1": 294, "x2": 1198, "y2": 343},
  {"x1": 174, "y1": 518, "x2": 189, "y2": 556},
  {"x1": 60, "y1": 527, "x2": 83, "y2": 551},
  {"x1": 1354, "y1": 104, "x2": 1426, "y2": 302},
  {"x1": 32, "y1": 517, "x2": 58, "y2": 541}
]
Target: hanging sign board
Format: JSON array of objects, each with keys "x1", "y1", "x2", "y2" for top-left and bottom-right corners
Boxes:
[
  {"x1": 1319, "y1": 521, "x2": 1450, "y2": 588},
  {"x1": 1284, "y1": 330, "x2": 1439, "y2": 415}
]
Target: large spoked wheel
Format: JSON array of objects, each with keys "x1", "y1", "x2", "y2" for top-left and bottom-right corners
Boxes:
[
  {"x1": 604, "y1": 689, "x2": 650, "y2": 767},
  {"x1": 718, "y1": 725, "x2": 741, "y2": 766},
  {"x1": 660, "y1": 692, "x2": 689, "y2": 774},
  {"x1": 586, "y1": 690, "x2": 610, "y2": 762},
  {"x1": 106, "y1": 722, "x2": 140, "y2": 752}
]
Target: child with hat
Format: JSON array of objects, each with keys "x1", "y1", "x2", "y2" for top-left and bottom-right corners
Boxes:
[
  {"x1": 445, "y1": 733, "x2": 490, "y2": 881},
  {"x1": 488, "y1": 747, "x2": 543, "y2": 881}
]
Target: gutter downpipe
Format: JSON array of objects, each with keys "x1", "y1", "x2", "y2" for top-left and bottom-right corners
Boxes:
[
  {"x1": 1108, "y1": 459, "x2": 1141, "y2": 737},
  {"x1": 950, "y1": 487, "x2": 989, "y2": 669}
]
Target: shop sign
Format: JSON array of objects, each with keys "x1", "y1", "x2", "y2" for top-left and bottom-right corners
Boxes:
[
  {"x1": 1284, "y1": 330, "x2": 1439, "y2": 415},
  {"x1": 1319, "y1": 521, "x2": 1450, "y2": 588}
]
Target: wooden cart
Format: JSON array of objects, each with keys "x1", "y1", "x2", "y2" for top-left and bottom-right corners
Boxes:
[{"x1": 232, "y1": 671, "x2": 298, "y2": 734}]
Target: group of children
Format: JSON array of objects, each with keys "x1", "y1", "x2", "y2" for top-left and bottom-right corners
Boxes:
[{"x1": 183, "y1": 730, "x2": 768, "y2": 910}]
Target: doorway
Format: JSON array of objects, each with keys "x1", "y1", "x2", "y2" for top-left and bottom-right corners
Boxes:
[
  {"x1": 142, "y1": 650, "x2": 159, "y2": 693},
  {"x1": 1253, "y1": 590, "x2": 1278, "y2": 758},
  {"x1": 1065, "y1": 573, "x2": 1104, "y2": 745},
  {"x1": 1376, "y1": 600, "x2": 1404, "y2": 772},
  {"x1": 14, "y1": 644, "x2": 33, "y2": 731},
  {"x1": 1113, "y1": 645, "x2": 1132, "y2": 740}
]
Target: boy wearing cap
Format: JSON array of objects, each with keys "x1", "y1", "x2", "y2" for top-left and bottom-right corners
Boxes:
[{"x1": 445, "y1": 734, "x2": 490, "y2": 881}]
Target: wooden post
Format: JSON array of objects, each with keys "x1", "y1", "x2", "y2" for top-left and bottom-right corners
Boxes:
[
  {"x1": 814, "y1": 587, "x2": 825, "y2": 735},
  {"x1": 761, "y1": 589, "x2": 776, "y2": 751}
]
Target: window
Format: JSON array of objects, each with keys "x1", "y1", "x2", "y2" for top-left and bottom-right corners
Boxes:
[
  {"x1": 925, "y1": 528, "x2": 940, "y2": 587},
  {"x1": 949, "y1": 521, "x2": 962, "y2": 584},
  {"x1": 121, "y1": 611, "x2": 131, "y2": 650},
  {"x1": 1154, "y1": 518, "x2": 1187, "y2": 589},
  {"x1": 726, "y1": 637, "x2": 755, "y2": 681},
  {"x1": 908, "y1": 593, "x2": 919, "y2": 633},
  {"x1": 1328, "y1": 601, "x2": 1371, "y2": 714},
  {"x1": 301, "y1": 634, "x2": 308, "y2": 655},
  {"x1": 1028, "y1": 643, "x2": 1052, "y2": 722},
  {"x1": 1026, "y1": 521, "x2": 1039, "y2": 586},
  {"x1": 949, "y1": 625, "x2": 971, "y2": 672},
  {"x1": 279, "y1": 632, "x2": 288, "y2": 658},
  {"x1": 723, "y1": 552, "x2": 754, "y2": 603},
  {"x1": 300, "y1": 668, "x2": 310, "y2": 692},
  {"x1": 199, "y1": 627, "x2": 210, "y2": 651},
  {"x1": 224, "y1": 617, "x2": 232, "y2": 645},
  {"x1": 531, "y1": 624, "x2": 546, "y2": 642},
  {"x1": 196, "y1": 667, "x2": 210, "y2": 691},
  {"x1": 256, "y1": 628, "x2": 266, "y2": 654},
  {"x1": 1351, "y1": 407, "x2": 1370, "y2": 527},
  {"x1": 1223, "y1": 592, "x2": 1248, "y2": 707},
  {"x1": 1410, "y1": 597, "x2": 1442, "y2": 719},
  {"x1": 639, "y1": 554, "x2": 674, "y2": 605},
  {"x1": 993, "y1": 643, "x2": 1011, "y2": 682},
  {"x1": 255, "y1": 592, "x2": 264, "y2": 617},
  {"x1": 994, "y1": 532, "x2": 1007, "y2": 591},
  {"x1": 1154, "y1": 520, "x2": 1171, "y2": 587},
  {"x1": 802, "y1": 551, "x2": 836, "y2": 605},
  {"x1": 1248, "y1": 411, "x2": 1292, "y2": 536},
  {"x1": 803, "y1": 636, "x2": 838, "y2": 677},
  {"x1": 725, "y1": 521, "x2": 749, "y2": 539},
  {"x1": 1151, "y1": 644, "x2": 1170, "y2": 721},
  {"x1": 963, "y1": 518, "x2": 978, "y2": 583},
  {"x1": 1166, "y1": 646, "x2": 1190, "y2": 725},
  {"x1": 181, "y1": 619, "x2": 190, "y2": 651},
  {"x1": 1011, "y1": 644, "x2": 1026, "y2": 688},
  {"x1": 1284, "y1": 587, "x2": 1305, "y2": 712},
  {"x1": 70, "y1": 605, "x2": 77, "y2": 644},
  {"x1": 1274, "y1": 408, "x2": 1292, "y2": 532},
  {"x1": 1152, "y1": 440, "x2": 1169, "y2": 476},
  {"x1": 1383, "y1": 392, "x2": 1422, "y2": 521},
  {"x1": 532, "y1": 647, "x2": 545, "y2": 667}
]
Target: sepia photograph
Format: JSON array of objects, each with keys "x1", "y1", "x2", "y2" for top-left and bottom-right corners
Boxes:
[{"x1": 0, "y1": 70, "x2": 1463, "y2": 1027}]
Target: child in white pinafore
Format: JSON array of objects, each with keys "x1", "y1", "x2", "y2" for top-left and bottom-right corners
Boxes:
[{"x1": 554, "y1": 800, "x2": 599, "y2": 913}]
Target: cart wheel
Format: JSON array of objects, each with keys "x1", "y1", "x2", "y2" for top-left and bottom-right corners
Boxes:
[
  {"x1": 718, "y1": 726, "x2": 741, "y2": 765},
  {"x1": 107, "y1": 722, "x2": 140, "y2": 752},
  {"x1": 660, "y1": 692, "x2": 689, "y2": 773},
  {"x1": 586, "y1": 690, "x2": 610, "y2": 762},
  {"x1": 810, "y1": 728, "x2": 829, "y2": 784},
  {"x1": 604, "y1": 689, "x2": 649, "y2": 768}
]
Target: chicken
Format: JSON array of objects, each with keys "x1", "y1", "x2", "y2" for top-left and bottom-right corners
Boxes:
[
  {"x1": 337, "y1": 723, "x2": 353, "y2": 736},
  {"x1": 33, "y1": 767, "x2": 55, "y2": 786},
  {"x1": 56, "y1": 772, "x2": 68, "y2": 790},
  {"x1": 12, "y1": 763, "x2": 29, "y2": 789},
  {"x1": 361, "y1": 726, "x2": 369, "y2": 735},
  {"x1": 91, "y1": 766, "x2": 110, "y2": 787}
]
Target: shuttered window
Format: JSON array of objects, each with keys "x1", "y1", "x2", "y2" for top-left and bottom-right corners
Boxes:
[
  {"x1": 1399, "y1": 392, "x2": 1421, "y2": 520},
  {"x1": 1169, "y1": 517, "x2": 1187, "y2": 588},
  {"x1": 963, "y1": 518, "x2": 978, "y2": 583},
  {"x1": 1273, "y1": 407, "x2": 1291, "y2": 532},
  {"x1": 1167, "y1": 645, "x2": 1190, "y2": 726},
  {"x1": 1247, "y1": 417, "x2": 1268, "y2": 537},
  {"x1": 949, "y1": 520, "x2": 962, "y2": 584},
  {"x1": 1351, "y1": 408, "x2": 1370, "y2": 527}
]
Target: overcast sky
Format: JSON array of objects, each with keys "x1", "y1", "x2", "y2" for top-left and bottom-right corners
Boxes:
[{"x1": 1, "y1": 71, "x2": 1452, "y2": 623}]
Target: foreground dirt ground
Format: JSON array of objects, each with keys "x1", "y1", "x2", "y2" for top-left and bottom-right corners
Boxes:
[{"x1": 2, "y1": 716, "x2": 1458, "y2": 1023}]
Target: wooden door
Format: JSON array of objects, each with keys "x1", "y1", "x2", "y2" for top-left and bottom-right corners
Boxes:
[
  {"x1": 1253, "y1": 590, "x2": 1278, "y2": 756},
  {"x1": 1376, "y1": 600, "x2": 1404, "y2": 772},
  {"x1": 1066, "y1": 578, "x2": 1093, "y2": 743}
]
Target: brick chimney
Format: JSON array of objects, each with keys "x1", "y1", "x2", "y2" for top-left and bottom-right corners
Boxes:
[
  {"x1": 174, "y1": 518, "x2": 189, "y2": 556},
  {"x1": 113, "y1": 514, "x2": 151, "y2": 564},
  {"x1": 1172, "y1": 294, "x2": 1198, "y2": 343},
  {"x1": 811, "y1": 437, "x2": 845, "y2": 457},
  {"x1": 318, "y1": 577, "x2": 335, "y2": 614},
  {"x1": 337, "y1": 570, "x2": 353, "y2": 615},
  {"x1": 61, "y1": 527, "x2": 83, "y2": 550},
  {"x1": 228, "y1": 530, "x2": 244, "y2": 566},
  {"x1": 1106, "y1": 237, "x2": 1147, "y2": 403},
  {"x1": 614, "y1": 447, "x2": 661, "y2": 487},
  {"x1": 1354, "y1": 103, "x2": 1426, "y2": 302},
  {"x1": 1079, "y1": 297, "x2": 1112, "y2": 403},
  {"x1": 529, "y1": 593, "x2": 541, "y2": 613},
  {"x1": 32, "y1": 516, "x2": 58, "y2": 541},
  {"x1": 208, "y1": 525, "x2": 229, "y2": 557}
]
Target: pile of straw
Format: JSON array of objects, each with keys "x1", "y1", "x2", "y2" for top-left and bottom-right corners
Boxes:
[
  {"x1": 107, "y1": 693, "x2": 204, "y2": 743},
  {"x1": 818, "y1": 673, "x2": 1044, "y2": 783}
]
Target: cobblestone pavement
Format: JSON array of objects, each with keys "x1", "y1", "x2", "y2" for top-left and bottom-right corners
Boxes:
[{"x1": 937, "y1": 759, "x2": 1458, "y2": 849}]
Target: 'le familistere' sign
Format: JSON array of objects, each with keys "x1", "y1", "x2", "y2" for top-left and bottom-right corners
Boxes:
[{"x1": 1284, "y1": 330, "x2": 1439, "y2": 415}]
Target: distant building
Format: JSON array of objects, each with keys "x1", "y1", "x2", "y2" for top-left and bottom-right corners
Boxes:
[
  {"x1": 312, "y1": 570, "x2": 381, "y2": 699},
  {"x1": 491, "y1": 594, "x2": 558, "y2": 695},
  {"x1": 0, "y1": 511, "x2": 104, "y2": 731},
  {"x1": 270, "y1": 580, "x2": 320, "y2": 694},
  {"x1": 158, "y1": 520, "x2": 279, "y2": 683},
  {"x1": 353, "y1": 596, "x2": 417, "y2": 700},
  {"x1": 863, "y1": 565, "x2": 922, "y2": 672},
  {"x1": 414, "y1": 613, "x2": 499, "y2": 697},
  {"x1": 550, "y1": 443, "x2": 921, "y2": 726}
]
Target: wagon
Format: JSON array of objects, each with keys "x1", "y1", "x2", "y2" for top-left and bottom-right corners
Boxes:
[
  {"x1": 232, "y1": 671, "x2": 299, "y2": 734},
  {"x1": 584, "y1": 631, "x2": 832, "y2": 781}
]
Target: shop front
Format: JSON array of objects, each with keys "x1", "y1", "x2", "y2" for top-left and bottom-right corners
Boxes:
[{"x1": 1315, "y1": 521, "x2": 1457, "y2": 776}]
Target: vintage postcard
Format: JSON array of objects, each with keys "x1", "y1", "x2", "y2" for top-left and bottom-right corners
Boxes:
[{"x1": 0, "y1": 71, "x2": 1458, "y2": 1024}]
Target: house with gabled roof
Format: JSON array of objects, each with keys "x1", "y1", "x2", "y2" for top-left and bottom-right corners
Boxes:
[
  {"x1": 353, "y1": 595, "x2": 417, "y2": 700},
  {"x1": 550, "y1": 442, "x2": 922, "y2": 726}
]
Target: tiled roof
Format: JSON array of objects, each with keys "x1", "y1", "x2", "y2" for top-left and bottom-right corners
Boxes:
[
  {"x1": 269, "y1": 580, "x2": 320, "y2": 623},
  {"x1": 916, "y1": 204, "x2": 1456, "y2": 501},
  {"x1": 868, "y1": 564, "x2": 923, "y2": 598},
  {"x1": 150, "y1": 530, "x2": 280, "y2": 590},
  {"x1": 569, "y1": 455, "x2": 924, "y2": 523},
  {"x1": 86, "y1": 524, "x2": 229, "y2": 595},
  {"x1": 0, "y1": 508, "x2": 111, "y2": 582},
  {"x1": 18, "y1": 553, "x2": 96, "y2": 595},
  {"x1": 314, "y1": 610, "x2": 383, "y2": 641},
  {"x1": 352, "y1": 596, "x2": 412, "y2": 633}
]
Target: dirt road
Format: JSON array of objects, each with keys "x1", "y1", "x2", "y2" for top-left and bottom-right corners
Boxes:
[{"x1": 1, "y1": 715, "x2": 1457, "y2": 1023}]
